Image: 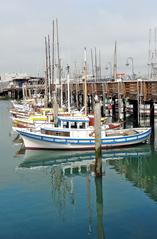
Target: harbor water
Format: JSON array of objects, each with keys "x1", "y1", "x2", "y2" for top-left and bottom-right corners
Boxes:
[{"x1": 1, "y1": 100, "x2": 157, "y2": 239}]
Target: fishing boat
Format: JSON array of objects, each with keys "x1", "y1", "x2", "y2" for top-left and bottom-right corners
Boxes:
[
  {"x1": 11, "y1": 114, "x2": 51, "y2": 130},
  {"x1": 16, "y1": 115, "x2": 151, "y2": 150},
  {"x1": 11, "y1": 103, "x2": 121, "y2": 131}
]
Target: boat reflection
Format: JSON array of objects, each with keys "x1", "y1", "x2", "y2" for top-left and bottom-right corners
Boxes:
[
  {"x1": 16, "y1": 144, "x2": 153, "y2": 239},
  {"x1": 17, "y1": 144, "x2": 151, "y2": 171}
]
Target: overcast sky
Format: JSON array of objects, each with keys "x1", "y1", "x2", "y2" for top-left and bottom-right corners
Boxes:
[{"x1": 0, "y1": 0, "x2": 157, "y2": 77}]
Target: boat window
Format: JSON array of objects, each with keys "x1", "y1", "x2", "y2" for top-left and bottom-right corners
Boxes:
[
  {"x1": 41, "y1": 129, "x2": 70, "y2": 136},
  {"x1": 79, "y1": 122, "x2": 86, "y2": 129},
  {"x1": 51, "y1": 131, "x2": 70, "y2": 136},
  {"x1": 63, "y1": 122, "x2": 69, "y2": 128},
  {"x1": 71, "y1": 122, "x2": 77, "y2": 128}
]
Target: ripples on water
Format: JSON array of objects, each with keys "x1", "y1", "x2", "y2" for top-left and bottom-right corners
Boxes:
[{"x1": 1, "y1": 100, "x2": 157, "y2": 239}]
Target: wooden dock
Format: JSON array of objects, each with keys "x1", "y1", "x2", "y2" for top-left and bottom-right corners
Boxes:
[
  {"x1": 1, "y1": 78, "x2": 157, "y2": 103},
  {"x1": 62, "y1": 79, "x2": 157, "y2": 103}
]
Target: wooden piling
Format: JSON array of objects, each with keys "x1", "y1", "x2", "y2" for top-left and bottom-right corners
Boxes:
[
  {"x1": 123, "y1": 98, "x2": 126, "y2": 129},
  {"x1": 22, "y1": 85, "x2": 25, "y2": 100},
  {"x1": 150, "y1": 100, "x2": 155, "y2": 144},
  {"x1": 133, "y1": 100, "x2": 139, "y2": 127},
  {"x1": 94, "y1": 100, "x2": 102, "y2": 177},
  {"x1": 112, "y1": 96, "x2": 116, "y2": 122},
  {"x1": 53, "y1": 96, "x2": 58, "y2": 127}
]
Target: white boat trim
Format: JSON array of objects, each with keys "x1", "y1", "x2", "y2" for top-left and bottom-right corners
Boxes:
[{"x1": 16, "y1": 127, "x2": 151, "y2": 150}]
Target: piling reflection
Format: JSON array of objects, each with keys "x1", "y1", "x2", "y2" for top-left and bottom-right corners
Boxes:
[
  {"x1": 95, "y1": 177, "x2": 105, "y2": 239},
  {"x1": 86, "y1": 176, "x2": 92, "y2": 235}
]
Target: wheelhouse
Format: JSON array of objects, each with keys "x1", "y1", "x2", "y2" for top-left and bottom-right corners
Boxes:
[
  {"x1": 40, "y1": 116, "x2": 91, "y2": 137},
  {"x1": 57, "y1": 116, "x2": 90, "y2": 129}
]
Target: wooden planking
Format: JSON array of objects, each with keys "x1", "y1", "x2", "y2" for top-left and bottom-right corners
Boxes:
[{"x1": 4, "y1": 79, "x2": 157, "y2": 102}]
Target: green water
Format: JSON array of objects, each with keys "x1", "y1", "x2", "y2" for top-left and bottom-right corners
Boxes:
[{"x1": 1, "y1": 100, "x2": 157, "y2": 239}]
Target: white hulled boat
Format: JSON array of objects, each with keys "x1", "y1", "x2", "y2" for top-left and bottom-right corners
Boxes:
[{"x1": 16, "y1": 115, "x2": 151, "y2": 150}]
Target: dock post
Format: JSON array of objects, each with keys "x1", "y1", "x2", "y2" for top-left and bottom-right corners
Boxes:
[
  {"x1": 112, "y1": 96, "x2": 116, "y2": 122},
  {"x1": 103, "y1": 95, "x2": 106, "y2": 116},
  {"x1": 22, "y1": 85, "x2": 25, "y2": 100},
  {"x1": 123, "y1": 98, "x2": 126, "y2": 129},
  {"x1": 87, "y1": 95, "x2": 91, "y2": 114},
  {"x1": 91, "y1": 94, "x2": 94, "y2": 112},
  {"x1": 133, "y1": 100, "x2": 139, "y2": 127},
  {"x1": 94, "y1": 99, "x2": 102, "y2": 177},
  {"x1": 150, "y1": 100, "x2": 155, "y2": 144},
  {"x1": 101, "y1": 96, "x2": 105, "y2": 117},
  {"x1": 53, "y1": 96, "x2": 58, "y2": 127}
]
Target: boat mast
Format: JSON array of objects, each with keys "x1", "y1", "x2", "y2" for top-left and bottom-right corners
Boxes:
[
  {"x1": 56, "y1": 18, "x2": 61, "y2": 106},
  {"x1": 74, "y1": 62, "x2": 79, "y2": 109},
  {"x1": 44, "y1": 37, "x2": 49, "y2": 107},
  {"x1": 98, "y1": 49, "x2": 101, "y2": 81},
  {"x1": 67, "y1": 64, "x2": 71, "y2": 113},
  {"x1": 148, "y1": 28, "x2": 152, "y2": 80},
  {"x1": 154, "y1": 27, "x2": 157, "y2": 80},
  {"x1": 52, "y1": 19, "x2": 56, "y2": 103},
  {"x1": 48, "y1": 34, "x2": 52, "y2": 102},
  {"x1": 84, "y1": 47, "x2": 88, "y2": 116},
  {"x1": 113, "y1": 40, "x2": 117, "y2": 81},
  {"x1": 91, "y1": 48, "x2": 94, "y2": 79},
  {"x1": 91, "y1": 48, "x2": 95, "y2": 94},
  {"x1": 94, "y1": 47, "x2": 98, "y2": 95},
  {"x1": 154, "y1": 28, "x2": 157, "y2": 60}
]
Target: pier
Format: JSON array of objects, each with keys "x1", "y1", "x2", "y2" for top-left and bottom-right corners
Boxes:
[
  {"x1": 61, "y1": 79, "x2": 157, "y2": 102},
  {"x1": 1, "y1": 75, "x2": 157, "y2": 128},
  {"x1": 1, "y1": 78, "x2": 157, "y2": 102}
]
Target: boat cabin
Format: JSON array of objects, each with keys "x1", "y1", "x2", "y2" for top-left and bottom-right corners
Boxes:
[
  {"x1": 58, "y1": 116, "x2": 90, "y2": 129},
  {"x1": 41, "y1": 116, "x2": 93, "y2": 138}
]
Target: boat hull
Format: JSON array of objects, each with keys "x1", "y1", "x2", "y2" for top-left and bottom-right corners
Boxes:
[{"x1": 17, "y1": 128, "x2": 151, "y2": 150}]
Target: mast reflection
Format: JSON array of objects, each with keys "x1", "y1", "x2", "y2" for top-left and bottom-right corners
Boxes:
[{"x1": 16, "y1": 144, "x2": 153, "y2": 237}]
